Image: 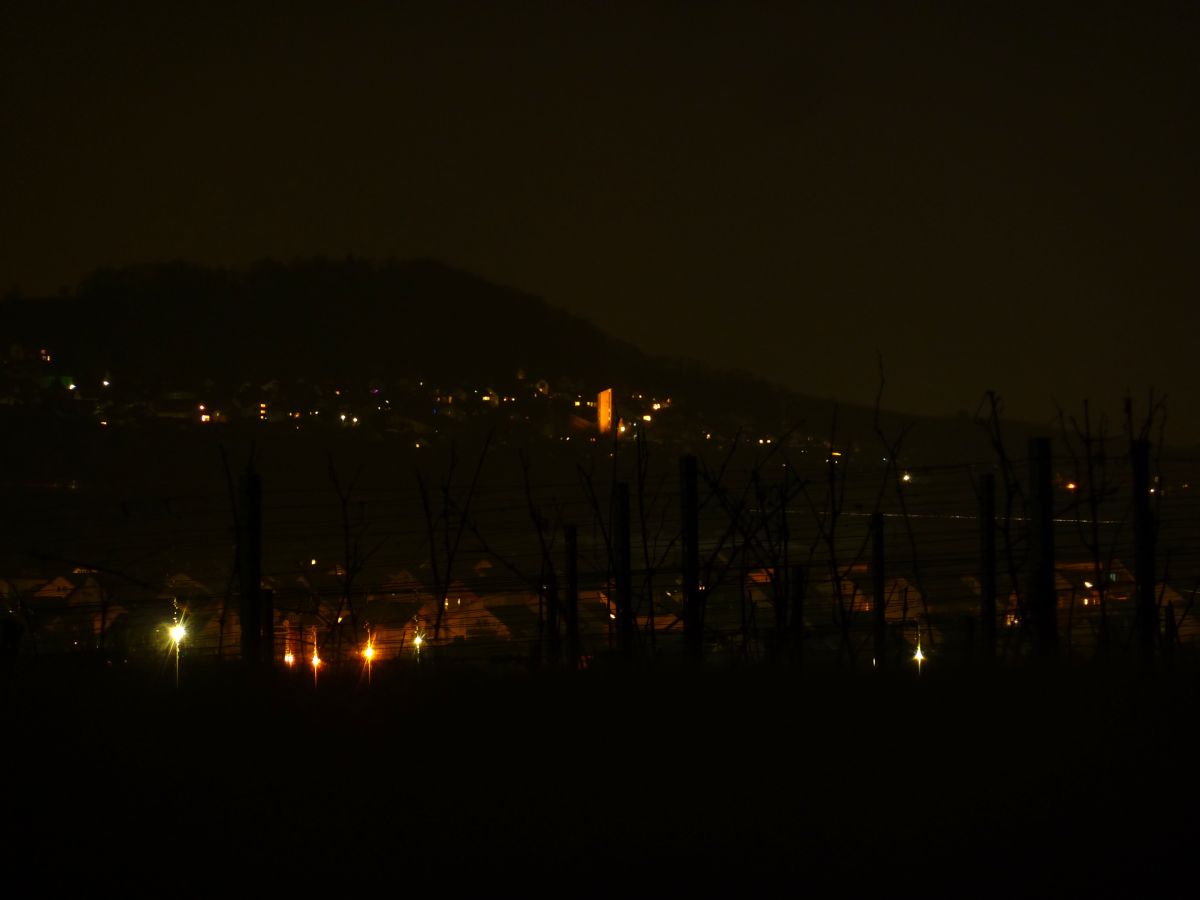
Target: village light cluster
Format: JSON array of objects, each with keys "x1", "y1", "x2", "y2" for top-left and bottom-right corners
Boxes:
[{"x1": 20, "y1": 346, "x2": 796, "y2": 453}]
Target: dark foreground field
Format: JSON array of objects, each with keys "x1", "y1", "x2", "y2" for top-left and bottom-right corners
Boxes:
[{"x1": 3, "y1": 658, "x2": 1196, "y2": 898}]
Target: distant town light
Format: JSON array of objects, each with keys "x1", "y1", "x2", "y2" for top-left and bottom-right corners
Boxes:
[
  {"x1": 642, "y1": 414, "x2": 652, "y2": 422},
  {"x1": 102, "y1": 380, "x2": 110, "y2": 387},
  {"x1": 284, "y1": 651, "x2": 295, "y2": 666},
  {"x1": 1083, "y1": 580, "x2": 1094, "y2": 589},
  {"x1": 901, "y1": 472, "x2": 912, "y2": 483},
  {"x1": 1066, "y1": 482, "x2": 1078, "y2": 491},
  {"x1": 67, "y1": 383, "x2": 77, "y2": 391}
]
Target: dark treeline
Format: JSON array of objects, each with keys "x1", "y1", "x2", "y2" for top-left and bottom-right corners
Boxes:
[{"x1": 3, "y1": 382, "x2": 1197, "y2": 676}]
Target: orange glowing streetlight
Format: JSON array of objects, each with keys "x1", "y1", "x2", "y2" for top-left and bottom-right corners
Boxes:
[
  {"x1": 362, "y1": 628, "x2": 376, "y2": 684},
  {"x1": 412, "y1": 630, "x2": 424, "y2": 662},
  {"x1": 283, "y1": 623, "x2": 296, "y2": 667},
  {"x1": 168, "y1": 620, "x2": 186, "y2": 688},
  {"x1": 310, "y1": 626, "x2": 321, "y2": 687}
]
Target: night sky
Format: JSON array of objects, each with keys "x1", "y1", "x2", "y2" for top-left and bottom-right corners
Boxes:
[{"x1": 4, "y1": 2, "x2": 1197, "y2": 441}]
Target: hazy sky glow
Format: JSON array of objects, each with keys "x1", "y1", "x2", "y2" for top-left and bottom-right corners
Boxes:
[{"x1": 3, "y1": 1, "x2": 1197, "y2": 440}]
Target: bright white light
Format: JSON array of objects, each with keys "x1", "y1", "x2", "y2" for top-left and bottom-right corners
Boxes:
[
  {"x1": 284, "y1": 651, "x2": 295, "y2": 666},
  {"x1": 413, "y1": 634, "x2": 423, "y2": 648},
  {"x1": 363, "y1": 644, "x2": 375, "y2": 661},
  {"x1": 169, "y1": 624, "x2": 186, "y2": 645}
]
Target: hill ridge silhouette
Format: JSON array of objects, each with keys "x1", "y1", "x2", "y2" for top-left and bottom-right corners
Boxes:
[{"x1": 0, "y1": 256, "x2": 1039, "y2": 457}]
